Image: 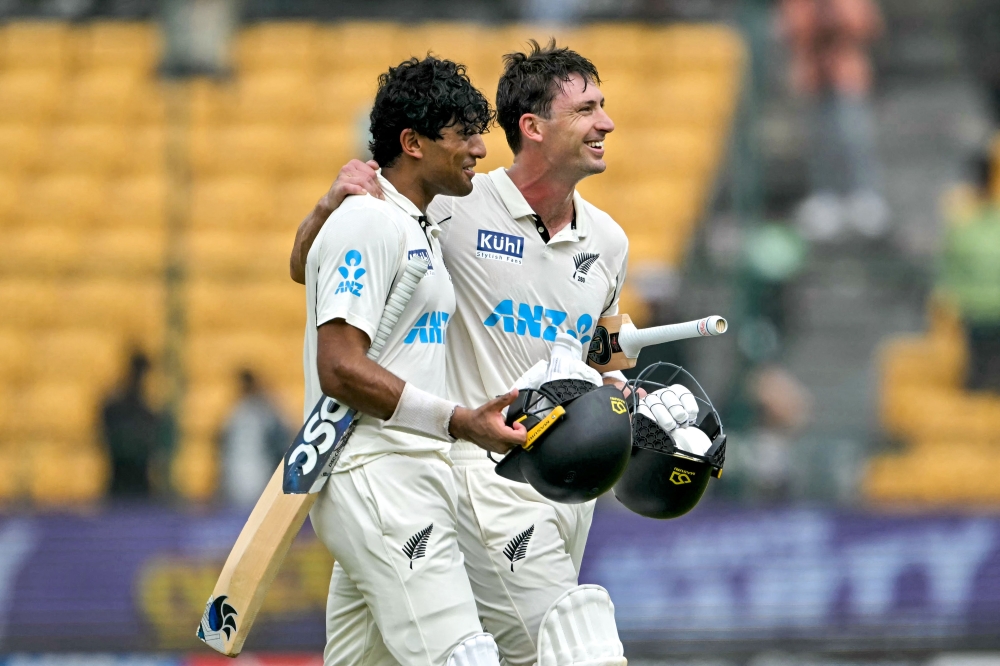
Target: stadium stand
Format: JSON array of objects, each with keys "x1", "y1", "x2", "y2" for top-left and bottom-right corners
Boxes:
[{"x1": 0, "y1": 20, "x2": 742, "y2": 503}]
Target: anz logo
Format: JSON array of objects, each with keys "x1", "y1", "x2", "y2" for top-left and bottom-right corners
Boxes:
[
  {"x1": 484, "y1": 300, "x2": 593, "y2": 344},
  {"x1": 404, "y1": 311, "x2": 450, "y2": 344}
]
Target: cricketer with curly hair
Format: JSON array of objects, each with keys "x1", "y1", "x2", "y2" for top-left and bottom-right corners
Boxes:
[
  {"x1": 303, "y1": 56, "x2": 525, "y2": 666},
  {"x1": 292, "y1": 41, "x2": 639, "y2": 666}
]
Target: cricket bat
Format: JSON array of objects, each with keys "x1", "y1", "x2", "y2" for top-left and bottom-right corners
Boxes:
[
  {"x1": 587, "y1": 314, "x2": 727, "y2": 372},
  {"x1": 196, "y1": 258, "x2": 428, "y2": 657}
]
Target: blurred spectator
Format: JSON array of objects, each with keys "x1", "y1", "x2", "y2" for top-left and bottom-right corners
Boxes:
[
  {"x1": 780, "y1": 0, "x2": 889, "y2": 241},
  {"x1": 218, "y1": 369, "x2": 290, "y2": 507},
  {"x1": 938, "y1": 153, "x2": 1000, "y2": 393},
  {"x1": 741, "y1": 365, "x2": 813, "y2": 502},
  {"x1": 101, "y1": 351, "x2": 170, "y2": 497},
  {"x1": 960, "y1": 0, "x2": 1000, "y2": 125}
]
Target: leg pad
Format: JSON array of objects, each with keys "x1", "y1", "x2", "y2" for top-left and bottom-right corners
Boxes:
[{"x1": 537, "y1": 585, "x2": 626, "y2": 666}]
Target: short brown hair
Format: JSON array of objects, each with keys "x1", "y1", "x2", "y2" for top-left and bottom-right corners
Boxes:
[{"x1": 496, "y1": 39, "x2": 601, "y2": 154}]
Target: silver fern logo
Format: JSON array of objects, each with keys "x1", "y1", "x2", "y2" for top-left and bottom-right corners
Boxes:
[
  {"x1": 503, "y1": 525, "x2": 534, "y2": 572},
  {"x1": 572, "y1": 253, "x2": 600, "y2": 283},
  {"x1": 402, "y1": 524, "x2": 433, "y2": 569}
]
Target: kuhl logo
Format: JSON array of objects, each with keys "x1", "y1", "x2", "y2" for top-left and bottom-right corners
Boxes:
[
  {"x1": 572, "y1": 252, "x2": 600, "y2": 283},
  {"x1": 503, "y1": 525, "x2": 535, "y2": 572},
  {"x1": 483, "y1": 300, "x2": 594, "y2": 345},
  {"x1": 335, "y1": 250, "x2": 366, "y2": 296},
  {"x1": 402, "y1": 524, "x2": 433, "y2": 570},
  {"x1": 197, "y1": 594, "x2": 238, "y2": 651},
  {"x1": 476, "y1": 229, "x2": 524, "y2": 265},
  {"x1": 404, "y1": 311, "x2": 450, "y2": 344}
]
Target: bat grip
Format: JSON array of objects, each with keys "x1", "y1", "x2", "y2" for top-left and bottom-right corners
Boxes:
[
  {"x1": 617, "y1": 316, "x2": 727, "y2": 358},
  {"x1": 368, "y1": 258, "x2": 428, "y2": 361}
]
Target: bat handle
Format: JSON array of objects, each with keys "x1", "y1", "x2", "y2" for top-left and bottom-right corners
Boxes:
[{"x1": 618, "y1": 316, "x2": 728, "y2": 358}]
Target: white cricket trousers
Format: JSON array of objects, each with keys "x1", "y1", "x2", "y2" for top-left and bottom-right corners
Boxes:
[
  {"x1": 310, "y1": 452, "x2": 485, "y2": 666},
  {"x1": 450, "y1": 449, "x2": 595, "y2": 666}
]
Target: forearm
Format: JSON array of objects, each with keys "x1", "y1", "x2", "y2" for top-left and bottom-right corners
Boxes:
[
  {"x1": 290, "y1": 203, "x2": 333, "y2": 284},
  {"x1": 318, "y1": 354, "x2": 405, "y2": 419}
]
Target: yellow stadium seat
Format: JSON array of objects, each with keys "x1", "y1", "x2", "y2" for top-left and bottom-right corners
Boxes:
[
  {"x1": 294, "y1": 125, "x2": 361, "y2": 178},
  {"x1": 0, "y1": 328, "x2": 31, "y2": 383},
  {"x1": 274, "y1": 177, "x2": 337, "y2": 227},
  {"x1": 315, "y1": 22, "x2": 407, "y2": 76},
  {"x1": 186, "y1": 331, "x2": 303, "y2": 386},
  {"x1": 0, "y1": 21, "x2": 72, "y2": 70},
  {"x1": 188, "y1": 77, "x2": 227, "y2": 126},
  {"x1": 181, "y1": 381, "x2": 235, "y2": 440},
  {"x1": 233, "y1": 22, "x2": 318, "y2": 72},
  {"x1": 6, "y1": 381, "x2": 98, "y2": 441},
  {"x1": 60, "y1": 69, "x2": 165, "y2": 125},
  {"x1": 0, "y1": 448, "x2": 22, "y2": 501},
  {"x1": 31, "y1": 329, "x2": 123, "y2": 388},
  {"x1": 0, "y1": 124, "x2": 42, "y2": 175},
  {"x1": 648, "y1": 25, "x2": 745, "y2": 71},
  {"x1": 0, "y1": 175, "x2": 22, "y2": 222},
  {"x1": 189, "y1": 176, "x2": 277, "y2": 231},
  {"x1": 314, "y1": 74, "x2": 379, "y2": 125},
  {"x1": 579, "y1": 24, "x2": 650, "y2": 67},
  {"x1": 0, "y1": 226, "x2": 84, "y2": 275},
  {"x1": 15, "y1": 174, "x2": 106, "y2": 229},
  {"x1": 60, "y1": 279, "x2": 166, "y2": 347},
  {"x1": 402, "y1": 23, "x2": 502, "y2": 84},
  {"x1": 0, "y1": 70, "x2": 63, "y2": 124},
  {"x1": 186, "y1": 280, "x2": 304, "y2": 334},
  {"x1": 117, "y1": 126, "x2": 167, "y2": 175},
  {"x1": 226, "y1": 71, "x2": 315, "y2": 125},
  {"x1": 189, "y1": 125, "x2": 295, "y2": 177},
  {"x1": 103, "y1": 175, "x2": 168, "y2": 229},
  {"x1": 603, "y1": 127, "x2": 719, "y2": 180},
  {"x1": 74, "y1": 21, "x2": 161, "y2": 73},
  {"x1": 273, "y1": 382, "x2": 305, "y2": 424},
  {"x1": 605, "y1": 73, "x2": 736, "y2": 128},
  {"x1": 0, "y1": 279, "x2": 59, "y2": 328},
  {"x1": 27, "y1": 442, "x2": 109, "y2": 505},
  {"x1": 42, "y1": 124, "x2": 130, "y2": 175},
  {"x1": 83, "y1": 228, "x2": 167, "y2": 276},
  {"x1": 171, "y1": 438, "x2": 217, "y2": 501},
  {"x1": 187, "y1": 230, "x2": 294, "y2": 279}
]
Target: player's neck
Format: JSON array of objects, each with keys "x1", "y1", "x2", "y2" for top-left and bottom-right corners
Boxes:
[
  {"x1": 380, "y1": 164, "x2": 432, "y2": 213},
  {"x1": 506, "y1": 159, "x2": 576, "y2": 237}
]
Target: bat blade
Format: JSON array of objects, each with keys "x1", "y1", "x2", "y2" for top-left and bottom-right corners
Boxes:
[
  {"x1": 197, "y1": 467, "x2": 315, "y2": 656},
  {"x1": 587, "y1": 315, "x2": 727, "y2": 372}
]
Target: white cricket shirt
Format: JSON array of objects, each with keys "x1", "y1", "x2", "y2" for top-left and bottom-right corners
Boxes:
[
  {"x1": 304, "y1": 174, "x2": 455, "y2": 471},
  {"x1": 428, "y1": 168, "x2": 629, "y2": 460}
]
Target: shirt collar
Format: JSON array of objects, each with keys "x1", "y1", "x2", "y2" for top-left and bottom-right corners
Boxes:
[
  {"x1": 377, "y1": 172, "x2": 443, "y2": 234},
  {"x1": 487, "y1": 167, "x2": 590, "y2": 242}
]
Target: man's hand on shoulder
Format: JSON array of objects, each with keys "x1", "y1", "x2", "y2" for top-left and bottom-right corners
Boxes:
[
  {"x1": 449, "y1": 389, "x2": 527, "y2": 455},
  {"x1": 290, "y1": 160, "x2": 383, "y2": 284},
  {"x1": 318, "y1": 159, "x2": 384, "y2": 214}
]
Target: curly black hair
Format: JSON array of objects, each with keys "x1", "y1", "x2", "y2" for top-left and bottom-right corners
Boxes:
[
  {"x1": 496, "y1": 39, "x2": 601, "y2": 154},
  {"x1": 368, "y1": 56, "x2": 494, "y2": 168}
]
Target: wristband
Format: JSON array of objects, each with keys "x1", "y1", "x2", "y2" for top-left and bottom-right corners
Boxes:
[
  {"x1": 384, "y1": 382, "x2": 459, "y2": 442},
  {"x1": 602, "y1": 370, "x2": 627, "y2": 384}
]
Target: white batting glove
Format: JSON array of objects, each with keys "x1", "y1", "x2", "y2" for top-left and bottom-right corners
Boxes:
[
  {"x1": 510, "y1": 360, "x2": 548, "y2": 391},
  {"x1": 636, "y1": 384, "x2": 712, "y2": 456}
]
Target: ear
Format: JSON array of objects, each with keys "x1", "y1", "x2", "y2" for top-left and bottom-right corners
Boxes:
[
  {"x1": 399, "y1": 128, "x2": 423, "y2": 160},
  {"x1": 518, "y1": 113, "x2": 544, "y2": 147}
]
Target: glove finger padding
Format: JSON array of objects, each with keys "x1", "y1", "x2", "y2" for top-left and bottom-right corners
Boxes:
[
  {"x1": 668, "y1": 384, "x2": 699, "y2": 426},
  {"x1": 643, "y1": 390, "x2": 680, "y2": 433},
  {"x1": 670, "y1": 425, "x2": 714, "y2": 456}
]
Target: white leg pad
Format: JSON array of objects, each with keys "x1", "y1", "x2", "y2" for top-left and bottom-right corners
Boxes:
[
  {"x1": 536, "y1": 585, "x2": 627, "y2": 666},
  {"x1": 448, "y1": 633, "x2": 501, "y2": 666}
]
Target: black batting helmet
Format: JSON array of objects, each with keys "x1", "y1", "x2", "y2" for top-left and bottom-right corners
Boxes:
[
  {"x1": 494, "y1": 379, "x2": 633, "y2": 504},
  {"x1": 613, "y1": 363, "x2": 727, "y2": 519}
]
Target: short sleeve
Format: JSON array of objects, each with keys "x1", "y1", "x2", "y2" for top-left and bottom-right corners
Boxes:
[
  {"x1": 314, "y1": 205, "x2": 404, "y2": 341},
  {"x1": 602, "y1": 238, "x2": 629, "y2": 316}
]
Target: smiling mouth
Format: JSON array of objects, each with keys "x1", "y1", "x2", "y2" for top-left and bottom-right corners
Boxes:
[{"x1": 585, "y1": 140, "x2": 604, "y2": 151}]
